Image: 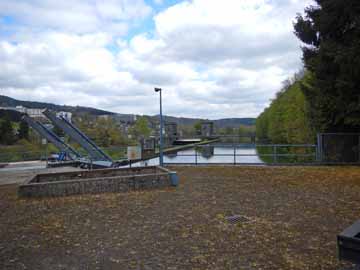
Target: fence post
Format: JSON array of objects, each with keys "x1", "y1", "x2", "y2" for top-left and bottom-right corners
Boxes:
[
  {"x1": 233, "y1": 145, "x2": 236, "y2": 165},
  {"x1": 316, "y1": 133, "x2": 322, "y2": 163},
  {"x1": 45, "y1": 142, "x2": 48, "y2": 168},
  {"x1": 273, "y1": 145, "x2": 278, "y2": 164}
]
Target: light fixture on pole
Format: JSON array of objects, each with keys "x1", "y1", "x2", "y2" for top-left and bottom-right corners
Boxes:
[{"x1": 154, "y1": 87, "x2": 164, "y2": 166}]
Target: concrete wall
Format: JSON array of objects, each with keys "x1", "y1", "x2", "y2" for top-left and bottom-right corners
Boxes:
[
  {"x1": 18, "y1": 166, "x2": 176, "y2": 198},
  {"x1": 33, "y1": 166, "x2": 159, "y2": 183}
]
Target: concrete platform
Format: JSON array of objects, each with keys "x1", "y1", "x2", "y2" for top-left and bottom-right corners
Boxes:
[{"x1": 0, "y1": 161, "x2": 82, "y2": 186}]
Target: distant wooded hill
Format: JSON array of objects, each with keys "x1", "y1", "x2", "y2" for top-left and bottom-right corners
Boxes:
[
  {"x1": 0, "y1": 95, "x2": 114, "y2": 116},
  {"x1": 0, "y1": 95, "x2": 255, "y2": 128},
  {"x1": 148, "y1": 115, "x2": 255, "y2": 128}
]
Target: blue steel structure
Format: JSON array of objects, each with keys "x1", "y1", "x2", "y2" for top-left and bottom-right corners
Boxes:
[
  {"x1": 43, "y1": 110, "x2": 112, "y2": 162},
  {"x1": 22, "y1": 115, "x2": 81, "y2": 160}
]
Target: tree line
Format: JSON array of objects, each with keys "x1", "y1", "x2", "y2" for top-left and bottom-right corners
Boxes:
[
  {"x1": 0, "y1": 114, "x2": 29, "y2": 145},
  {"x1": 257, "y1": 0, "x2": 360, "y2": 143},
  {"x1": 256, "y1": 71, "x2": 314, "y2": 144}
]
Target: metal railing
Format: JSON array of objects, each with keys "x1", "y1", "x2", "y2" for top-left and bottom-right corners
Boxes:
[
  {"x1": 0, "y1": 151, "x2": 44, "y2": 163},
  {"x1": 4, "y1": 142, "x2": 357, "y2": 166},
  {"x1": 0, "y1": 146, "x2": 128, "y2": 164},
  {"x1": 163, "y1": 144, "x2": 318, "y2": 165}
]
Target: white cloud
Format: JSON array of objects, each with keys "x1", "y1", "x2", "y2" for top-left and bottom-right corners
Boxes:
[
  {"x1": 0, "y1": 0, "x2": 152, "y2": 35},
  {"x1": 109, "y1": 0, "x2": 313, "y2": 117},
  {"x1": 153, "y1": 0, "x2": 164, "y2": 5},
  {"x1": 0, "y1": 0, "x2": 314, "y2": 118},
  {"x1": 152, "y1": 0, "x2": 313, "y2": 65},
  {"x1": 0, "y1": 32, "x2": 150, "y2": 106}
]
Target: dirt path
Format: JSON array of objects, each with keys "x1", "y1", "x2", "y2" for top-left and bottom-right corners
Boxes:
[{"x1": 0, "y1": 166, "x2": 359, "y2": 269}]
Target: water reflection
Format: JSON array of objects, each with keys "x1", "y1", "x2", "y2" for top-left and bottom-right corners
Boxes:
[
  {"x1": 197, "y1": 145, "x2": 214, "y2": 159},
  {"x1": 134, "y1": 144, "x2": 263, "y2": 166},
  {"x1": 165, "y1": 152, "x2": 177, "y2": 159},
  {"x1": 162, "y1": 145, "x2": 263, "y2": 165}
]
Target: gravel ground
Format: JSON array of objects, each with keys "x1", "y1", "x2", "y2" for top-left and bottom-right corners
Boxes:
[{"x1": 0, "y1": 166, "x2": 360, "y2": 269}]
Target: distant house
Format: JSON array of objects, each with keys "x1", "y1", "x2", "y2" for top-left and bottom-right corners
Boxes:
[
  {"x1": 27, "y1": 108, "x2": 45, "y2": 118},
  {"x1": 14, "y1": 106, "x2": 26, "y2": 113},
  {"x1": 56, "y1": 111, "x2": 72, "y2": 123},
  {"x1": 0, "y1": 106, "x2": 75, "y2": 125},
  {"x1": 98, "y1": 115, "x2": 110, "y2": 120},
  {"x1": 0, "y1": 105, "x2": 46, "y2": 119}
]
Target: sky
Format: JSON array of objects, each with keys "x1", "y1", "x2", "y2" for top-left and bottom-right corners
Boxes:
[{"x1": 0, "y1": 0, "x2": 314, "y2": 119}]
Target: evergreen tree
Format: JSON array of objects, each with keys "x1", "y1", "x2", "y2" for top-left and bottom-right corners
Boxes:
[{"x1": 294, "y1": 0, "x2": 360, "y2": 132}]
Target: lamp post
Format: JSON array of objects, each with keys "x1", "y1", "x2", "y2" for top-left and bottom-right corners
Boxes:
[{"x1": 154, "y1": 87, "x2": 164, "y2": 166}]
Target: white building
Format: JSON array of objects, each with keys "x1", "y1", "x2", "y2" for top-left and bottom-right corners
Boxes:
[
  {"x1": 26, "y1": 108, "x2": 45, "y2": 118},
  {"x1": 15, "y1": 106, "x2": 26, "y2": 113},
  {"x1": 0, "y1": 105, "x2": 45, "y2": 118},
  {"x1": 56, "y1": 111, "x2": 72, "y2": 122},
  {"x1": 1, "y1": 106, "x2": 75, "y2": 124}
]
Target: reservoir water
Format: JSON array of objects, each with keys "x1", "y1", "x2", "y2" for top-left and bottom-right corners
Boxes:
[{"x1": 135, "y1": 144, "x2": 264, "y2": 166}]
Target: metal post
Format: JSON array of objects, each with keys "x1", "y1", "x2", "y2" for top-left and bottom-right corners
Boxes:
[
  {"x1": 233, "y1": 144, "x2": 236, "y2": 165},
  {"x1": 273, "y1": 145, "x2": 277, "y2": 164},
  {"x1": 316, "y1": 133, "x2": 322, "y2": 163},
  {"x1": 42, "y1": 138, "x2": 48, "y2": 167},
  {"x1": 159, "y1": 89, "x2": 164, "y2": 166},
  {"x1": 195, "y1": 148, "x2": 198, "y2": 165},
  {"x1": 45, "y1": 141, "x2": 48, "y2": 168},
  {"x1": 155, "y1": 88, "x2": 164, "y2": 167}
]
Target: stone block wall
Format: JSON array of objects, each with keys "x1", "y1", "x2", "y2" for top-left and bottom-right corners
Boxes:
[{"x1": 18, "y1": 166, "x2": 176, "y2": 198}]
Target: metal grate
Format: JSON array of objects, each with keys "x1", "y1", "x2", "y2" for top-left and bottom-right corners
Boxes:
[{"x1": 225, "y1": 215, "x2": 250, "y2": 224}]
